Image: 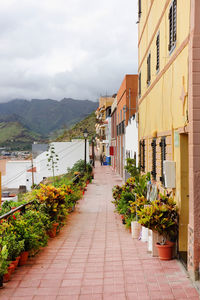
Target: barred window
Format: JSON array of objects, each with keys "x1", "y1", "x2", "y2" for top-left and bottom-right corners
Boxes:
[
  {"x1": 159, "y1": 137, "x2": 166, "y2": 184},
  {"x1": 156, "y1": 33, "x2": 160, "y2": 71},
  {"x1": 151, "y1": 139, "x2": 157, "y2": 180},
  {"x1": 139, "y1": 140, "x2": 145, "y2": 171},
  {"x1": 168, "y1": 0, "x2": 177, "y2": 53},
  {"x1": 147, "y1": 53, "x2": 151, "y2": 85}
]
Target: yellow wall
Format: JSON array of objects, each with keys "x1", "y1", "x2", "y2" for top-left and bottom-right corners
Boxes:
[{"x1": 138, "y1": 0, "x2": 190, "y2": 252}]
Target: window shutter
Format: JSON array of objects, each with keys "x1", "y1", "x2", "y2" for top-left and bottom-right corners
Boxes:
[
  {"x1": 156, "y1": 34, "x2": 160, "y2": 71},
  {"x1": 173, "y1": 0, "x2": 177, "y2": 42},
  {"x1": 142, "y1": 140, "x2": 145, "y2": 171},
  {"x1": 147, "y1": 54, "x2": 151, "y2": 84},
  {"x1": 139, "y1": 140, "x2": 145, "y2": 171},
  {"x1": 151, "y1": 139, "x2": 156, "y2": 180},
  {"x1": 168, "y1": 6, "x2": 173, "y2": 51},
  {"x1": 139, "y1": 140, "x2": 142, "y2": 168},
  {"x1": 159, "y1": 137, "x2": 166, "y2": 183}
]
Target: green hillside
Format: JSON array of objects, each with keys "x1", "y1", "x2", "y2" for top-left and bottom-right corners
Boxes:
[
  {"x1": 0, "y1": 121, "x2": 42, "y2": 151},
  {"x1": 0, "y1": 98, "x2": 98, "y2": 136},
  {"x1": 56, "y1": 112, "x2": 96, "y2": 142}
]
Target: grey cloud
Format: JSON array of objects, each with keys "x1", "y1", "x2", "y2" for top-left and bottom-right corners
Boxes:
[{"x1": 0, "y1": 0, "x2": 138, "y2": 102}]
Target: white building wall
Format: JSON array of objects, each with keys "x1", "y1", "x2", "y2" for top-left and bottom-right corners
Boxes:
[
  {"x1": 125, "y1": 117, "x2": 138, "y2": 165},
  {"x1": 2, "y1": 140, "x2": 89, "y2": 191}
]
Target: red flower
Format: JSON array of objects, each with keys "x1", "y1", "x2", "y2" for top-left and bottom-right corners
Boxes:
[{"x1": 12, "y1": 215, "x2": 16, "y2": 220}]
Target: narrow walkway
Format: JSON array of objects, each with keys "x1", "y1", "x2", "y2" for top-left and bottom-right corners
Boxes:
[{"x1": 1, "y1": 164, "x2": 200, "y2": 299}]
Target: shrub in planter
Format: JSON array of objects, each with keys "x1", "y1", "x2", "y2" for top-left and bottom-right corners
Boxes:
[
  {"x1": 2, "y1": 229, "x2": 24, "y2": 262},
  {"x1": 36, "y1": 184, "x2": 68, "y2": 223},
  {"x1": 10, "y1": 210, "x2": 48, "y2": 254},
  {"x1": 137, "y1": 194, "x2": 178, "y2": 260}
]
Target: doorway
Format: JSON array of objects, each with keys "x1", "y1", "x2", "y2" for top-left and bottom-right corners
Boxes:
[{"x1": 179, "y1": 133, "x2": 189, "y2": 268}]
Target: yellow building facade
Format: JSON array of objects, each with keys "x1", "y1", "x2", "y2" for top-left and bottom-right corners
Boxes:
[{"x1": 138, "y1": 0, "x2": 200, "y2": 279}]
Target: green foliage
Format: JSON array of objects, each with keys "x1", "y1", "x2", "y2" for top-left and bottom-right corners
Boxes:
[
  {"x1": 69, "y1": 159, "x2": 92, "y2": 174},
  {"x1": 125, "y1": 158, "x2": 140, "y2": 178},
  {"x1": 0, "y1": 121, "x2": 42, "y2": 151},
  {"x1": 137, "y1": 194, "x2": 178, "y2": 244},
  {"x1": 1, "y1": 220, "x2": 24, "y2": 261},
  {"x1": 134, "y1": 173, "x2": 150, "y2": 197},
  {"x1": 0, "y1": 246, "x2": 9, "y2": 276},
  {"x1": 56, "y1": 112, "x2": 97, "y2": 141},
  {"x1": 10, "y1": 210, "x2": 48, "y2": 252},
  {"x1": 46, "y1": 144, "x2": 59, "y2": 182}
]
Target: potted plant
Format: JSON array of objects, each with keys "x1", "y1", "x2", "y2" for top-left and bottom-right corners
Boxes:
[
  {"x1": 129, "y1": 195, "x2": 149, "y2": 239},
  {"x1": 10, "y1": 210, "x2": 48, "y2": 264},
  {"x1": 137, "y1": 194, "x2": 178, "y2": 260}
]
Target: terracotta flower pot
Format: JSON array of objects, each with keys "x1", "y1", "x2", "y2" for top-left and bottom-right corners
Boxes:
[
  {"x1": 156, "y1": 242, "x2": 174, "y2": 260},
  {"x1": 47, "y1": 223, "x2": 59, "y2": 238},
  {"x1": 19, "y1": 251, "x2": 29, "y2": 266},
  {"x1": 3, "y1": 264, "x2": 15, "y2": 282},
  {"x1": 12, "y1": 255, "x2": 20, "y2": 268}
]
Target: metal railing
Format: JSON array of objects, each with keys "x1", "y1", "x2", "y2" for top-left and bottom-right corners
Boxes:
[{"x1": 0, "y1": 201, "x2": 34, "y2": 221}]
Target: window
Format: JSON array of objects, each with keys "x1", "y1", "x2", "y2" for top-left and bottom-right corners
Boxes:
[
  {"x1": 139, "y1": 140, "x2": 145, "y2": 171},
  {"x1": 159, "y1": 137, "x2": 166, "y2": 184},
  {"x1": 121, "y1": 121, "x2": 125, "y2": 134},
  {"x1": 168, "y1": 0, "x2": 177, "y2": 53},
  {"x1": 147, "y1": 53, "x2": 151, "y2": 86},
  {"x1": 156, "y1": 33, "x2": 160, "y2": 72},
  {"x1": 138, "y1": 0, "x2": 142, "y2": 19},
  {"x1": 151, "y1": 139, "x2": 156, "y2": 180},
  {"x1": 138, "y1": 72, "x2": 141, "y2": 98}
]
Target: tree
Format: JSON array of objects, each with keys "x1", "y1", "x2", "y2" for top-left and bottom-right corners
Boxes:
[{"x1": 46, "y1": 144, "x2": 59, "y2": 183}]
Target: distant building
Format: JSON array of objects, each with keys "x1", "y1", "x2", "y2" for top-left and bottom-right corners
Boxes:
[
  {"x1": 116, "y1": 75, "x2": 138, "y2": 178},
  {"x1": 2, "y1": 141, "x2": 89, "y2": 191},
  {"x1": 95, "y1": 96, "x2": 115, "y2": 164}
]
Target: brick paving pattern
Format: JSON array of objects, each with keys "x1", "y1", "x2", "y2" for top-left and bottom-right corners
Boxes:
[{"x1": 1, "y1": 163, "x2": 200, "y2": 299}]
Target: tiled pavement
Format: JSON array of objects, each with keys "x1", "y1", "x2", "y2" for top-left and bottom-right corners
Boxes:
[{"x1": 1, "y1": 163, "x2": 200, "y2": 300}]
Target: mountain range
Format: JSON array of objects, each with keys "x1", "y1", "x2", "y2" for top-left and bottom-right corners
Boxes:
[
  {"x1": 0, "y1": 98, "x2": 98, "y2": 150},
  {"x1": 0, "y1": 98, "x2": 98, "y2": 137}
]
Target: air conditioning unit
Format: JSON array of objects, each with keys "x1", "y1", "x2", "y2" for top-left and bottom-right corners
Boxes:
[{"x1": 163, "y1": 161, "x2": 176, "y2": 189}]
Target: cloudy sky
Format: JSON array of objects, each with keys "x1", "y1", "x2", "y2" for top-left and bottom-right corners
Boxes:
[{"x1": 0, "y1": 0, "x2": 138, "y2": 102}]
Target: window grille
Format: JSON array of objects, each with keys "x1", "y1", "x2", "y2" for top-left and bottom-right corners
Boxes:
[
  {"x1": 147, "y1": 53, "x2": 151, "y2": 85},
  {"x1": 139, "y1": 140, "x2": 145, "y2": 171},
  {"x1": 156, "y1": 33, "x2": 160, "y2": 71},
  {"x1": 168, "y1": 0, "x2": 177, "y2": 52},
  {"x1": 159, "y1": 137, "x2": 166, "y2": 184},
  {"x1": 151, "y1": 139, "x2": 156, "y2": 180}
]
